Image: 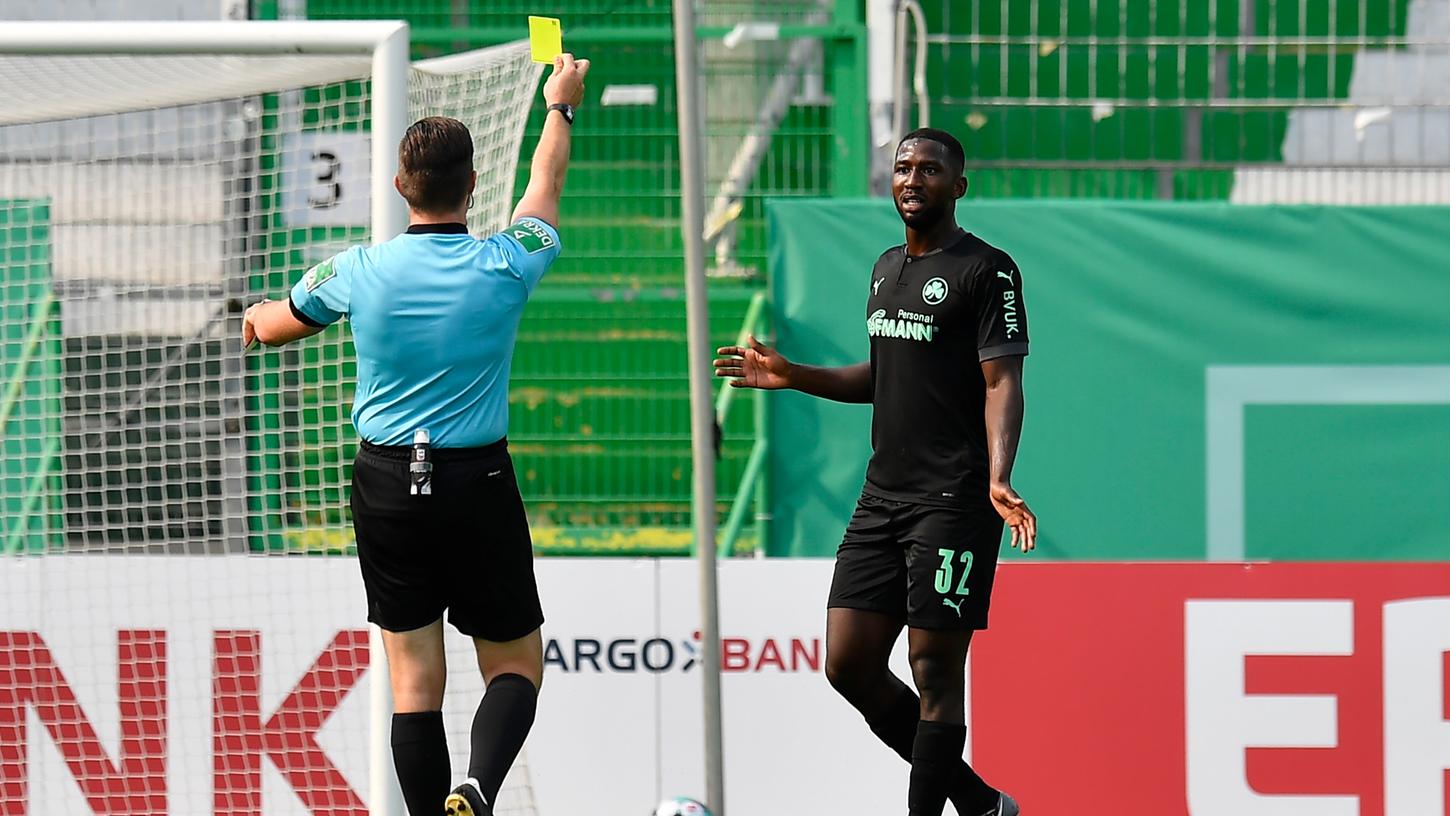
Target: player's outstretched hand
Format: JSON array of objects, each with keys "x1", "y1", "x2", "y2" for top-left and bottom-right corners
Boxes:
[
  {"x1": 990, "y1": 482, "x2": 1037, "y2": 553},
  {"x1": 543, "y1": 53, "x2": 590, "y2": 108},
  {"x1": 714, "y1": 334, "x2": 792, "y2": 390}
]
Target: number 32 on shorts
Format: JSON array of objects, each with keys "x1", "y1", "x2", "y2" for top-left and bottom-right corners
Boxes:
[{"x1": 933, "y1": 548, "x2": 974, "y2": 596}]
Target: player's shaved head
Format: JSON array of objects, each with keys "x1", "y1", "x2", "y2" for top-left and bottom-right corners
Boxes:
[
  {"x1": 898, "y1": 128, "x2": 965, "y2": 176},
  {"x1": 892, "y1": 129, "x2": 967, "y2": 230},
  {"x1": 398, "y1": 116, "x2": 474, "y2": 213}
]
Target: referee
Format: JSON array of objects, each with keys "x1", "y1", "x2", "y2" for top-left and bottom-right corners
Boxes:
[
  {"x1": 242, "y1": 54, "x2": 589, "y2": 816},
  {"x1": 714, "y1": 129, "x2": 1034, "y2": 816}
]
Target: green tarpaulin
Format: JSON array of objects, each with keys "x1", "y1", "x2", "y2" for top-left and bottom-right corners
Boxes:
[
  {"x1": 0, "y1": 200, "x2": 62, "y2": 553},
  {"x1": 767, "y1": 200, "x2": 1450, "y2": 561}
]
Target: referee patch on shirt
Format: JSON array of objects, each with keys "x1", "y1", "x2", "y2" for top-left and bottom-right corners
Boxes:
[
  {"x1": 303, "y1": 258, "x2": 337, "y2": 292},
  {"x1": 506, "y1": 220, "x2": 556, "y2": 254}
]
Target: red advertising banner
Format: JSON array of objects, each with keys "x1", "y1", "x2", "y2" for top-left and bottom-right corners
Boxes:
[
  {"x1": 971, "y1": 563, "x2": 1450, "y2": 816},
  {"x1": 2, "y1": 559, "x2": 1447, "y2": 814}
]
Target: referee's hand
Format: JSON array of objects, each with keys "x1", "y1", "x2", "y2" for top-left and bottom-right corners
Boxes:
[
  {"x1": 544, "y1": 53, "x2": 590, "y2": 108},
  {"x1": 714, "y1": 334, "x2": 791, "y2": 390},
  {"x1": 990, "y1": 482, "x2": 1036, "y2": 553},
  {"x1": 241, "y1": 298, "x2": 270, "y2": 350}
]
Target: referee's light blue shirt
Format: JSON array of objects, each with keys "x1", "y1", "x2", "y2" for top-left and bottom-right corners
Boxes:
[{"x1": 289, "y1": 217, "x2": 561, "y2": 448}]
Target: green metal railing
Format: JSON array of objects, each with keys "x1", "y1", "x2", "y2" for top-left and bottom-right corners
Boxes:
[
  {"x1": 918, "y1": 0, "x2": 1417, "y2": 200},
  {"x1": 714, "y1": 289, "x2": 769, "y2": 557},
  {"x1": 242, "y1": 1, "x2": 863, "y2": 556},
  {"x1": 236, "y1": 0, "x2": 852, "y2": 559},
  {"x1": 0, "y1": 291, "x2": 54, "y2": 435},
  {"x1": 0, "y1": 292, "x2": 59, "y2": 555},
  {"x1": 3, "y1": 437, "x2": 60, "y2": 555}
]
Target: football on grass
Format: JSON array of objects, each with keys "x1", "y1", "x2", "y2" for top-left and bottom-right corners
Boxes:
[{"x1": 652, "y1": 797, "x2": 711, "y2": 816}]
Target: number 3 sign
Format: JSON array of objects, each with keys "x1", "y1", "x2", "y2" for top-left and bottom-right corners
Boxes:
[{"x1": 282, "y1": 132, "x2": 371, "y2": 226}]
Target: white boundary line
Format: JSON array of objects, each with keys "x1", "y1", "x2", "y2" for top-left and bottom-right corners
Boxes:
[{"x1": 1205, "y1": 365, "x2": 1450, "y2": 561}]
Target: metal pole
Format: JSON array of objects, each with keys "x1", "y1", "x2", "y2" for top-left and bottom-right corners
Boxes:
[
  {"x1": 368, "y1": 625, "x2": 403, "y2": 816},
  {"x1": 830, "y1": 0, "x2": 871, "y2": 197},
  {"x1": 867, "y1": 0, "x2": 897, "y2": 194},
  {"x1": 671, "y1": 1, "x2": 725, "y2": 813},
  {"x1": 369, "y1": 23, "x2": 410, "y2": 816},
  {"x1": 371, "y1": 23, "x2": 411, "y2": 244}
]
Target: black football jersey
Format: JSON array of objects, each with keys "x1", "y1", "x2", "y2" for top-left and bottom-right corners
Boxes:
[{"x1": 862, "y1": 231, "x2": 1030, "y2": 507}]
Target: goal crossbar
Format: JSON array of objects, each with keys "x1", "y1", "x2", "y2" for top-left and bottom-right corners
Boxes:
[
  {"x1": 0, "y1": 21, "x2": 411, "y2": 243},
  {"x1": 0, "y1": 20, "x2": 408, "y2": 55}
]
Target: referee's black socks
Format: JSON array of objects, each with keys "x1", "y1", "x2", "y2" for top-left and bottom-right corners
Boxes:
[
  {"x1": 468, "y1": 672, "x2": 539, "y2": 806},
  {"x1": 391, "y1": 710, "x2": 450, "y2": 816},
  {"x1": 867, "y1": 689, "x2": 999, "y2": 815}
]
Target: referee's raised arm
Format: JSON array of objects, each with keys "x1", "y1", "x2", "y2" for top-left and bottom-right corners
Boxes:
[{"x1": 511, "y1": 53, "x2": 590, "y2": 228}]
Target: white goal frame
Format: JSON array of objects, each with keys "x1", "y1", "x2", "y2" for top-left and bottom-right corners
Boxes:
[
  {"x1": 0, "y1": 20, "x2": 412, "y2": 246},
  {"x1": 0, "y1": 21, "x2": 416, "y2": 815}
]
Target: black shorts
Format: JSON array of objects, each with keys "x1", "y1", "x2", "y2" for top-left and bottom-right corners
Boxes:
[
  {"x1": 827, "y1": 492, "x2": 1004, "y2": 630},
  {"x1": 350, "y1": 438, "x2": 544, "y2": 642}
]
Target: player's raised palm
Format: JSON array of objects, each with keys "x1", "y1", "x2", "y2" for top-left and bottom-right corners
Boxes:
[{"x1": 714, "y1": 334, "x2": 792, "y2": 390}]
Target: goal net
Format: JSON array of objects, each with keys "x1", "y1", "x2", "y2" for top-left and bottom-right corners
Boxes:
[{"x1": 0, "y1": 29, "x2": 543, "y2": 816}]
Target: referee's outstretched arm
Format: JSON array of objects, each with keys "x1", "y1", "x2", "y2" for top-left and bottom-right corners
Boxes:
[
  {"x1": 242, "y1": 294, "x2": 324, "y2": 349},
  {"x1": 241, "y1": 54, "x2": 589, "y2": 351},
  {"x1": 511, "y1": 53, "x2": 589, "y2": 228}
]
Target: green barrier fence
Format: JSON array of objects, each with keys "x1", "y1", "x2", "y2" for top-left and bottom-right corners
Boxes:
[
  {"x1": 767, "y1": 199, "x2": 1450, "y2": 560},
  {"x1": 243, "y1": 1, "x2": 849, "y2": 554},
  {"x1": 246, "y1": 286, "x2": 762, "y2": 556},
  {"x1": 915, "y1": 0, "x2": 1415, "y2": 200}
]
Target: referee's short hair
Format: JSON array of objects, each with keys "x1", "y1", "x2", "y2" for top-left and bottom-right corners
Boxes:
[
  {"x1": 900, "y1": 127, "x2": 965, "y2": 175},
  {"x1": 398, "y1": 116, "x2": 474, "y2": 212}
]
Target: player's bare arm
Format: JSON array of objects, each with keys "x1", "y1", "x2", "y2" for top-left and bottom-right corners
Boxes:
[
  {"x1": 242, "y1": 298, "x2": 323, "y2": 348},
  {"x1": 714, "y1": 334, "x2": 871, "y2": 403},
  {"x1": 983, "y1": 355, "x2": 1036, "y2": 552},
  {"x1": 510, "y1": 53, "x2": 589, "y2": 227}
]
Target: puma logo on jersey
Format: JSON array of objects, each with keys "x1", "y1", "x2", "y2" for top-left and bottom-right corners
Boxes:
[
  {"x1": 942, "y1": 598, "x2": 964, "y2": 618},
  {"x1": 996, "y1": 269, "x2": 1015, "y2": 283},
  {"x1": 872, "y1": 277, "x2": 884, "y2": 296}
]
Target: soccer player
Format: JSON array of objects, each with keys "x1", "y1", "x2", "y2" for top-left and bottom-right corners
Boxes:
[
  {"x1": 714, "y1": 128, "x2": 1034, "y2": 816},
  {"x1": 241, "y1": 54, "x2": 590, "y2": 816}
]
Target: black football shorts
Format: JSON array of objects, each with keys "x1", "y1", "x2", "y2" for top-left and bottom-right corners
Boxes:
[
  {"x1": 350, "y1": 438, "x2": 544, "y2": 642},
  {"x1": 827, "y1": 491, "x2": 1004, "y2": 630}
]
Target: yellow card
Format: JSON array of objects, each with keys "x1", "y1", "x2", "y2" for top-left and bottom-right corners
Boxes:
[{"x1": 528, "y1": 16, "x2": 562, "y2": 64}]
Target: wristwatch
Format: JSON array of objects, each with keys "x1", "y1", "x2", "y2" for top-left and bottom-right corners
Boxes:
[{"x1": 547, "y1": 102, "x2": 575, "y2": 125}]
